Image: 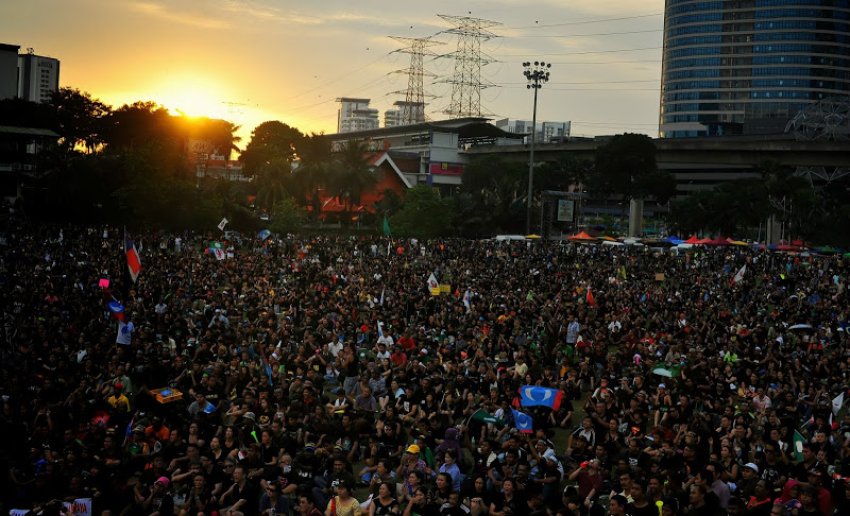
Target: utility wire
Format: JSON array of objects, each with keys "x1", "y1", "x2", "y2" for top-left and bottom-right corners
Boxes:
[{"x1": 508, "y1": 13, "x2": 663, "y2": 29}]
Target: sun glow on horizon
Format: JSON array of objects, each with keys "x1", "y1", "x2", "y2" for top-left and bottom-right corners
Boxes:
[{"x1": 147, "y1": 74, "x2": 232, "y2": 120}]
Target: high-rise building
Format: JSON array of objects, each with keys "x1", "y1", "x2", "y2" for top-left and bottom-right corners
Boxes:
[
  {"x1": 660, "y1": 1, "x2": 850, "y2": 138},
  {"x1": 494, "y1": 118, "x2": 571, "y2": 142},
  {"x1": 0, "y1": 43, "x2": 20, "y2": 100},
  {"x1": 18, "y1": 50, "x2": 60, "y2": 103},
  {"x1": 336, "y1": 97, "x2": 379, "y2": 133}
]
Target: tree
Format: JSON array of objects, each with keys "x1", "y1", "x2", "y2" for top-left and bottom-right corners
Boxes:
[
  {"x1": 49, "y1": 88, "x2": 112, "y2": 154},
  {"x1": 329, "y1": 139, "x2": 377, "y2": 219},
  {"x1": 290, "y1": 133, "x2": 332, "y2": 214},
  {"x1": 590, "y1": 133, "x2": 673, "y2": 202},
  {"x1": 239, "y1": 121, "x2": 304, "y2": 177},
  {"x1": 391, "y1": 185, "x2": 455, "y2": 238},
  {"x1": 459, "y1": 156, "x2": 527, "y2": 235},
  {"x1": 192, "y1": 118, "x2": 241, "y2": 159},
  {"x1": 270, "y1": 198, "x2": 304, "y2": 235},
  {"x1": 255, "y1": 158, "x2": 295, "y2": 214}
]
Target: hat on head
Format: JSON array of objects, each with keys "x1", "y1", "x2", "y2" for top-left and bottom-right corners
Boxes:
[
  {"x1": 406, "y1": 444, "x2": 420, "y2": 454},
  {"x1": 243, "y1": 412, "x2": 256, "y2": 421},
  {"x1": 743, "y1": 462, "x2": 759, "y2": 474},
  {"x1": 156, "y1": 476, "x2": 170, "y2": 487}
]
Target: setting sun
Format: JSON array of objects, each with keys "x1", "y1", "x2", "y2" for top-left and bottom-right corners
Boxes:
[{"x1": 150, "y1": 74, "x2": 231, "y2": 120}]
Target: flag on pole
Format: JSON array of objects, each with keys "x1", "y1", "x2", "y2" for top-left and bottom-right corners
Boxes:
[
  {"x1": 833, "y1": 391, "x2": 845, "y2": 415},
  {"x1": 511, "y1": 409, "x2": 534, "y2": 433},
  {"x1": 258, "y1": 229, "x2": 272, "y2": 240},
  {"x1": 377, "y1": 321, "x2": 385, "y2": 339},
  {"x1": 462, "y1": 289, "x2": 471, "y2": 310},
  {"x1": 586, "y1": 287, "x2": 596, "y2": 307},
  {"x1": 125, "y1": 232, "x2": 142, "y2": 283},
  {"x1": 519, "y1": 385, "x2": 563, "y2": 411},
  {"x1": 733, "y1": 264, "x2": 747, "y2": 284},
  {"x1": 217, "y1": 217, "x2": 229, "y2": 231},
  {"x1": 379, "y1": 288, "x2": 385, "y2": 307}
]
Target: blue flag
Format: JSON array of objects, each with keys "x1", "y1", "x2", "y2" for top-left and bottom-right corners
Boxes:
[
  {"x1": 511, "y1": 409, "x2": 534, "y2": 433},
  {"x1": 519, "y1": 385, "x2": 563, "y2": 410}
]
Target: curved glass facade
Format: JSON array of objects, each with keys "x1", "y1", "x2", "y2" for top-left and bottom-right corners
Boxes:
[{"x1": 660, "y1": 0, "x2": 850, "y2": 137}]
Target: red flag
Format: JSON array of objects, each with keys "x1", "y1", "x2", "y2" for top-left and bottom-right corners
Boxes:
[
  {"x1": 586, "y1": 287, "x2": 596, "y2": 307},
  {"x1": 125, "y1": 234, "x2": 142, "y2": 283}
]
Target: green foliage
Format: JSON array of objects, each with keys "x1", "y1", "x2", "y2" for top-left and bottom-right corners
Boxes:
[
  {"x1": 391, "y1": 186, "x2": 455, "y2": 238},
  {"x1": 269, "y1": 198, "x2": 304, "y2": 235},
  {"x1": 255, "y1": 158, "x2": 295, "y2": 213},
  {"x1": 239, "y1": 121, "x2": 304, "y2": 177},
  {"x1": 50, "y1": 88, "x2": 111, "y2": 154},
  {"x1": 591, "y1": 133, "x2": 674, "y2": 202},
  {"x1": 327, "y1": 140, "x2": 378, "y2": 216}
]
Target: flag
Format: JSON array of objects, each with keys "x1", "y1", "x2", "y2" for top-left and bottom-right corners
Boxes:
[
  {"x1": 379, "y1": 288, "x2": 385, "y2": 307},
  {"x1": 511, "y1": 409, "x2": 534, "y2": 433},
  {"x1": 377, "y1": 321, "x2": 385, "y2": 338},
  {"x1": 519, "y1": 385, "x2": 563, "y2": 411},
  {"x1": 833, "y1": 391, "x2": 845, "y2": 415},
  {"x1": 793, "y1": 430, "x2": 806, "y2": 462},
  {"x1": 257, "y1": 345, "x2": 274, "y2": 387},
  {"x1": 211, "y1": 248, "x2": 226, "y2": 260},
  {"x1": 652, "y1": 365, "x2": 682, "y2": 378},
  {"x1": 107, "y1": 299, "x2": 125, "y2": 322},
  {"x1": 618, "y1": 265, "x2": 627, "y2": 281},
  {"x1": 125, "y1": 233, "x2": 142, "y2": 283},
  {"x1": 217, "y1": 217, "x2": 229, "y2": 231},
  {"x1": 258, "y1": 229, "x2": 272, "y2": 240},
  {"x1": 733, "y1": 264, "x2": 747, "y2": 284},
  {"x1": 470, "y1": 408, "x2": 501, "y2": 425},
  {"x1": 383, "y1": 215, "x2": 392, "y2": 236},
  {"x1": 462, "y1": 290, "x2": 471, "y2": 310},
  {"x1": 586, "y1": 287, "x2": 596, "y2": 307},
  {"x1": 427, "y1": 272, "x2": 440, "y2": 296}
]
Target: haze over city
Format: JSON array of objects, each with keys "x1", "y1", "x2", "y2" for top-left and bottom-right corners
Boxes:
[{"x1": 0, "y1": 0, "x2": 665, "y2": 141}]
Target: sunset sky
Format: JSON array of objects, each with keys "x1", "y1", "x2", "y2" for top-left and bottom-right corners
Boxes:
[{"x1": 1, "y1": 0, "x2": 664, "y2": 145}]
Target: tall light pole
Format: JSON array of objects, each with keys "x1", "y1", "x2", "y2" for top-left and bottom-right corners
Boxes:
[{"x1": 523, "y1": 61, "x2": 551, "y2": 235}]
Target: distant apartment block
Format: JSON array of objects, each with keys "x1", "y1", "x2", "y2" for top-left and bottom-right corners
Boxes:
[
  {"x1": 337, "y1": 97, "x2": 379, "y2": 133},
  {"x1": 384, "y1": 100, "x2": 426, "y2": 128},
  {"x1": 495, "y1": 118, "x2": 571, "y2": 143},
  {"x1": 0, "y1": 44, "x2": 60, "y2": 103},
  {"x1": 0, "y1": 44, "x2": 20, "y2": 100},
  {"x1": 18, "y1": 51, "x2": 60, "y2": 103}
]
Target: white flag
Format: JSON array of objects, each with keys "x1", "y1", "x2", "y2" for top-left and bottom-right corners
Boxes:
[
  {"x1": 462, "y1": 289, "x2": 471, "y2": 310},
  {"x1": 733, "y1": 264, "x2": 746, "y2": 284},
  {"x1": 427, "y1": 272, "x2": 439, "y2": 291},
  {"x1": 833, "y1": 391, "x2": 845, "y2": 415},
  {"x1": 379, "y1": 287, "x2": 385, "y2": 306},
  {"x1": 212, "y1": 248, "x2": 226, "y2": 261},
  {"x1": 217, "y1": 217, "x2": 229, "y2": 231}
]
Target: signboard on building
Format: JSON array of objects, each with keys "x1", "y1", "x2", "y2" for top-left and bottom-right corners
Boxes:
[
  {"x1": 429, "y1": 162, "x2": 464, "y2": 176},
  {"x1": 556, "y1": 199, "x2": 574, "y2": 222}
]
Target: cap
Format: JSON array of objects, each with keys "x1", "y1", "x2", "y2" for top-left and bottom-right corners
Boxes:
[
  {"x1": 743, "y1": 463, "x2": 759, "y2": 474},
  {"x1": 156, "y1": 476, "x2": 170, "y2": 487},
  {"x1": 406, "y1": 444, "x2": 421, "y2": 454},
  {"x1": 658, "y1": 383, "x2": 666, "y2": 389},
  {"x1": 243, "y1": 412, "x2": 256, "y2": 421}
]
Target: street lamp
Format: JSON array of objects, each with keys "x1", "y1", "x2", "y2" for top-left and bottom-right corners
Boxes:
[{"x1": 523, "y1": 60, "x2": 551, "y2": 235}]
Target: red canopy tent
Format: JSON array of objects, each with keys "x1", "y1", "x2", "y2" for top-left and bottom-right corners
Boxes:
[
  {"x1": 684, "y1": 235, "x2": 700, "y2": 244},
  {"x1": 568, "y1": 231, "x2": 598, "y2": 242},
  {"x1": 701, "y1": 236, "x2": 730, "y2": 246}
]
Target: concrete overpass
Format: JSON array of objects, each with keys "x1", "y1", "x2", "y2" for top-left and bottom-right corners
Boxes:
[{"x1": 462, "y1": 136, "x2": 850, "y2": 193}]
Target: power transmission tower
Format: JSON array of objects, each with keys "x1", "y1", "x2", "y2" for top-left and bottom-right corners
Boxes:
[
  {"x1": 388, "y1": 36, "x2": 444, "y2": 125},
  {"x1": 436, "y1": 14, "x2": 501, "y2": 119}
]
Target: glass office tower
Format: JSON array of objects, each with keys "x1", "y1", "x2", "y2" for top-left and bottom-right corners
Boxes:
[{"x1": 660, "y1": 0, "x2": 850, "y2": 137}]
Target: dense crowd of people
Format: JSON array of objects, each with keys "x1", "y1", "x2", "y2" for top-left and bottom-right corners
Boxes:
[{"x1": 2, "y1": 222, "x2": 850, "y2": 516}]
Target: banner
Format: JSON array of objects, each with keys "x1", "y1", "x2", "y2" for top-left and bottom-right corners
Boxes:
[
  {"x1": 556, "y1": 199, "x2": 574, "y2": 222},
  {"x1": 64, "y1": 497, "x2": 93, "y2": 516},
  {"x1": 217, "y1": 217, "x2": 229, "y2": 231}
]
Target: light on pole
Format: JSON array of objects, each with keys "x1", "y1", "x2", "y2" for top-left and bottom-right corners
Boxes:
[{"x1": 523, "y1": 60, "x2": 551, "y2": 235}]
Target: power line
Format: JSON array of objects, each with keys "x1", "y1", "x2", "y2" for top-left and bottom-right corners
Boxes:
[
  {"x1": 518, "y1": 28, "x2": 662, "y2": 38},
  {"x1": 501, "y1": 80, "x2": 658, "y2": 85},
  {"x1": 495, "y1": 46, "x2": 662, "y2": 57},
  {"x1": 508, "y1": 13, "x2": 662, "y2": 29}
]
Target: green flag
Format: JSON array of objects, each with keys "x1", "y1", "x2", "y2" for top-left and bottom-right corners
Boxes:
[
  {"x1": 470, "y1": 408, "x2": 501, "y2": 425},
  {"x1": 383, "y1": 215, "x2": 392, "y2": 236},
  {"x1": 793, "y1": 430, "x2": 805, "y2": 462}
]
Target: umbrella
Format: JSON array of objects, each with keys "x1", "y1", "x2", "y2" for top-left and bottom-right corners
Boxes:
[{"x1": 525, "y1": 234, "x2": 542, "y2": 239}]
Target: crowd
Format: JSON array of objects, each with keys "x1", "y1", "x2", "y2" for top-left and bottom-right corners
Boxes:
[{"x1": 2, "y1": 222, "x2": 850, "y2": 516}]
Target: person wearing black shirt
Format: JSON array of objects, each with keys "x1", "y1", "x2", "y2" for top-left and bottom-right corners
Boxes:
[{"x1": 489, "y1": 478, "x2": 526, "y2": 516}]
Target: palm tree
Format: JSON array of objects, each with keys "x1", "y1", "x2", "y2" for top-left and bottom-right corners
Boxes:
[
  {"x1": 291, "y1": 133, "x2": 333, "y2": 218},
  {"x1": 330, "y1": 140, "x2": 378, "y2": 220},
  {"x1": 255, "y1": 157, "x2": 294, "y2": 215}
]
